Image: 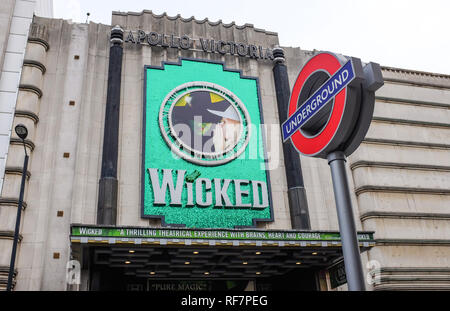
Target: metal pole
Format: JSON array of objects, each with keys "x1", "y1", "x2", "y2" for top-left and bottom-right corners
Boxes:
[
  {"x1": 6, "y1": 146, "x2": 29, "y2": 291},
  {"x1": 327, "y1": 151, "x2": 366, "y2": 291}
]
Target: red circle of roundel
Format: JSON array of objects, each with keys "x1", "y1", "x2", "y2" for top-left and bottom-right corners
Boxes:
[{"x1": 289, "y1": 53, "x2": 346, "y2": 156}]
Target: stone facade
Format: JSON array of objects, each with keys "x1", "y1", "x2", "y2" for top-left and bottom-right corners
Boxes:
[
  {"x1": 0, "y1": 10, "x2": 449, "y2": 290},
  {"x1": 0, "y1": 0, "x2": 53, "y2": 198},
  {"x1": 351, "y1": 68, "x2": 450, "y2": 290},
  {"x1": 0, "y1": 0, "x2": 52, "y2": 290}
]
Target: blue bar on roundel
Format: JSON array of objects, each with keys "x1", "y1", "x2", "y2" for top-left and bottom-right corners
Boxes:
[{"x1": 282, "y1": 60, "x2": 355, "y2": 141}]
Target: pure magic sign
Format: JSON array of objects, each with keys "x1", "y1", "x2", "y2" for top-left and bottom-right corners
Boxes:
[{"x1": 142, "y1": 59, "x2": 273, "y2": 228}]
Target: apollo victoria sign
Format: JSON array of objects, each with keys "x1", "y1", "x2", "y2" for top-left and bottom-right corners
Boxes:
[{"x1": 125, "y1": 30, "x2": 274, "y2": 60}]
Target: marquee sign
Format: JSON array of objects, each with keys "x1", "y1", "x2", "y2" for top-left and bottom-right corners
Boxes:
[
  {"x1": 71, "y1": 225, "x2": 375, "y2": 243},
  {"x1": 142, "y1": 59, "x2": 273, "y2": 229}
]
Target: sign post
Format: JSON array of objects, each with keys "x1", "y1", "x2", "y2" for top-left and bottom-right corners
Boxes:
[
  {"x1": 282, "y1": 52, "x2": 384, "y2": 291},
  {"x1": 327, "y1": 151, "x2": 365, "y2": 290}
]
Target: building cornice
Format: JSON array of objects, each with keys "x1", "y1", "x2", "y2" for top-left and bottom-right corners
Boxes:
[
  {"x1": 360, "y1": 212, "x2": 450, "y2": 222},
  {"x1": 382, "y1": 66, "x2": 450, "y2": 80},
  {"x1": 19, "y1": 84, "x2": 43, "y2": 98},
  {"x1": 355, "y1": 185, "x2": 450, "y2": 196},
  {"x1": 350, "y1": 161, "x2": 450, "y2": 172},
  {"x1": 375, "y1": 96, "x2": 450, "y2": 109},
  {"x1": 381, "y1": 66, "x2": 450, "y2": 89},
  {"x1": 363, "y1": 138, "x2": 450, "y2": 150},
  {"x1": 0, "y1": 231, "x2": 23, "y2": 241},
  {"x1": 23, "y1": 59, "x2": 46, "y2": 75},
  {"x1": 0, "y1": 198, "x2": 28, "y2": 210},
  {"x1": 112, "y1": 10, "x2": 278, "y2": 36},
  {"x1": 5, "y1": 167, "x2": 31, "y2": 180},
  {"x1": 375, "y1": 239, "x2": 450, "y2": 246},
  {"x1": 9, "y1": 138, "x2": 35, "y2": 152},
  {"x1": 28, "y1": 22, "x2": 50, "y2": 51},
  {"x1": 371, "y1": 116, "x2": 450, "y2": 129}
]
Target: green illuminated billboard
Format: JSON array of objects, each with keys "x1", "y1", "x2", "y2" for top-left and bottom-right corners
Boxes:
[{"x1": 142, "y1": 59, "x2": 273, "y2": 228}]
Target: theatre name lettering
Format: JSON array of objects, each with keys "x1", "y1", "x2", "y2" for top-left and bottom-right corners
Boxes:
[
  {"x1": 124, "y1": 30, "x2": 274, "y2": 60},
  {"x1": 148, "y1": 168, "x2": 269, "y2": 209}
]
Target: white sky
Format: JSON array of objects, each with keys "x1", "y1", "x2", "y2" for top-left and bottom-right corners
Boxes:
[{"x1": 53, "y1": 0, "x2": 450, "y2": 75}]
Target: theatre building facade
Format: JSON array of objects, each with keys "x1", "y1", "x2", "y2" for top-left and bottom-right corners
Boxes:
[{"x1": 0, "y1": 9, "x2": 449, "y2": 291}]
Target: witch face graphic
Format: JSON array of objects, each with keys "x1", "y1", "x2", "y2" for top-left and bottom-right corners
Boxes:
[{"x1": 171, "y1": 91, "x2": 242, "y2": 155}]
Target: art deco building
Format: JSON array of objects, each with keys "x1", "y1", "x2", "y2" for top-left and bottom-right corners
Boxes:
[{"x1": 0, "y1": 6, "x2": 449, "y2": 291}]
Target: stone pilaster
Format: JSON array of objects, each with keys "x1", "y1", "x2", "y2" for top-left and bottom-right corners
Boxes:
[
  {"x1": 272, "y1": 47, "x2": 311, "y2": 230},
  {"x1": 0, "y1": 22, "x2": 48, "y2": 291},
  {"x1": 97, "y1": 25, "x2": 124, "y2": 225}
]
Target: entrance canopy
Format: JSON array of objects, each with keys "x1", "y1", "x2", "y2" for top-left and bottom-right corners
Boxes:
[{"x1": 70, "y1": 225, "x2": 374, "y2": 280}]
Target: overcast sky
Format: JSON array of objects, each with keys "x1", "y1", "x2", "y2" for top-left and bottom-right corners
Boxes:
[{"x1": 53, "y1": 0, "x2": 450, "y2": 75}]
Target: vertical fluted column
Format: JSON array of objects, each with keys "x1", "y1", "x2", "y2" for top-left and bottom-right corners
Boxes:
[
  {"x1": 0, "y1": 23, "x2": 48, "y2": 290},
  {"x1": 97, "y1": 26, "x2": 124, "y2": 225},
  {"x1": 272, "y1": 47, "x2": 311, "y2": 229}
]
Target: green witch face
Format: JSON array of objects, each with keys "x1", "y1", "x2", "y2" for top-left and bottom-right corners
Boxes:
[{"x1": 171, "y1": 90, "x2": 242, "y2": 155}]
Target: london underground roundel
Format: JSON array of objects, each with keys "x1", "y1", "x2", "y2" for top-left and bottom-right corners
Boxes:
[{"x1": 282, "y1": 52, "x2": 364, "y2": 159}]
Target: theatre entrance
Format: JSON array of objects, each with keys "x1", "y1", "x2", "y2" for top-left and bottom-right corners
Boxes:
[
  {"x1": 70, "y1": 225, "x2": 374, "y2": 291},
  {"x1": 75, "y1": 245, "x2": 351, "y2": 291}
]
